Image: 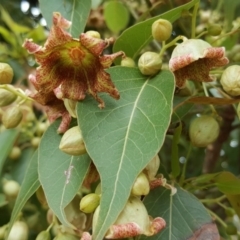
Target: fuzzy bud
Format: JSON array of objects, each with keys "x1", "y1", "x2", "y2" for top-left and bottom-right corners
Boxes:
[
  {"x1": 189, "y1": 115, "x2": 220, "y2": 147},
  {"x1": 131, "y1": 172, "x2": 150, "y2": 196},
  {"x1": 2, "y1": 105, "x2": 23, "y2": 129},
  {"x1": 0, "y1": 63, "x2": 14, "y2": 84},
  {"x1": 151, "y1": 19, "x2": 172, "y2": 42},
  {"x1": 121, "y1": 57, "x2": 135, "y2": 67},
  {"x1": 207, "y1": 24, "x2": 222, "y2": 36},
  {"x1": 8, "y1": 221, "x2": 28, "y2": 240},
  {"x1": 220, "y1": 65, "x2": 240, "y2": 96},
  {"x1": 80, "y1": 193, "x2": 100, "y2": 213},
  {"x1": 59, "y1": 126, "x2": 87, "y2": 155},
  {"x1": 36, "y1": 230, "x2": 51, "y2": 240},
  {"x1": 138, "y1": 52, "x2": 162, "y2": 75},
  {"x1": 0, "y1": 88, "x2": 17, "y2": 107}
]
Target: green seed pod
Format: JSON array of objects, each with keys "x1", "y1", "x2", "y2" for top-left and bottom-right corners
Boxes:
[
  {"x1": 0, "y1": 63, "x2": 14, "y2": 84},
  {"x1": 207, "y1": 24, "x2": 222, "y2": 36},
  {"x1": 138, "y1": 52, "x2": 162, "y2": 76},
  {"x1": 36, "y1": 230, "x2": 51, "y2": 240},
  {"x1": 2, "y1": 105, "x2": 23, "y2": 129},
  {"x1": 9, "y1": 146, "x2": 21, "y2": 160},
  {"x1": 151, "y1": 19, "x2": 172, "y2": 42},
  {"x1": 121, "y1": 57, "x2": 135, "y2": 67},
  {"x1": 131, "y1": 172, "x2": 150, "y2": 196},
  {"x1": 80, "y1": 193, "x2": 100, "y2": 213},
  {"x1": 0, "y1": 88, "x2": 17, "y2": 107},
  {"x1": 189, "y1": 115, "x2": 220, "y2": 147},
  {"x1": 59, "y1": 126, "x2": 87, "y2": 156}
]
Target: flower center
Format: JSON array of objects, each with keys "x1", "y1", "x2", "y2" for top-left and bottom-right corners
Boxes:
[{"x1": 69, "y1": 47, "x2": 85, "y2": 65}]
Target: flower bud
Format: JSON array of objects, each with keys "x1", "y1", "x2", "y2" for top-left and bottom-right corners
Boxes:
[
  {"x1": 8, "y1": 221, "x2": 28, "y2": 240},
  {"x1": 2, "y1": 105, "x2": 23, "y2": 129},
  {"x1": 54, "y1": 232, "x2": 79, "y2": 240},
  {"x1": 145, "y1": 155, "x2": 160, "y2": 180},
  {"x1": 121, "y1": 57, "x2": 135, "y2": 67},
  {"x1": 3, "y1": 180, "x2": 20, "y2": 199},
  {"x1": 36, "y1": 230, "x2": 51, "y2": 240},
  {"x1": 207, "y1": 24, "x2": 222, "y2": 36},
  {"x1": 0, "y1": 63, "x2": 14, "y2": 84},
  {"x1": 80, "y1": 193, "x2": 100, "y2": 213},
  {"x1": 36, "y1": 186, "x2": 48, "y2": 208},
  {"x1": 31, "y1": 137, "x2": 41, "y2": 148},
  {"x1": 220, "y1": 65, "x2": 240, "y2": 96},
  {"x1": 9, "y1": 146, "x2": 21, "y2": 160},
  {"x1": 151, "y1": 19, "x2": 172, "y2": 42},
  {"x1": 138, "y1": 52, "x2": 162, "y2": 75},
  {"x1": 189, "y1": 115, "x2": 220, "y2": 147},
  {"x1": 59, "y1": 126, "x2": 87, "y2": 156},
  {"x1": 85, "y1": 30, "x2": 101, "y2": 39},
  {"x1": 63, "y1": 99, "x2": 77, "y2": 118},
  {"x1": 131, "y1": 172, "x2": 150, "y2": 196},
  {"x1": 0, "y1": 88, "x2": 17, "y2": 107}
]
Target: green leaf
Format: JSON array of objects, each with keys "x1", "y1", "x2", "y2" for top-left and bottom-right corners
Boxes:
[
  {"x1": 38, "y1": 120, "x2": 91, "y2": 228},
  {"x1": 113, "y1": 0, "x2": 199, "y2": 64},
  {"x1": 39, "y1": 0, "x2": 91, "y2": 38},
  {"x1": 226, "y1": 194, "x2": 240, "y2": 218},
  {"x1": 171, "y1": 122, "x2": 182, "y2": 178},
  {"x1": 140, "y1": 186, "x2": 219, "y2": 240},
  {"x1": 6, "y1": 150, "x2": 40, "y2": 239},
  {"x1": 77, "y1": 67, "x2": 174, "y2": 240},
  {"x1": 0, "y1": 129, "x2": 19, "y2": 174},
  {"x1": 92, "y1": 0, "x2": 102, "y2": 9},
  {"x1": 103, "y1": 1, "x2": 130, "y2": 33}
]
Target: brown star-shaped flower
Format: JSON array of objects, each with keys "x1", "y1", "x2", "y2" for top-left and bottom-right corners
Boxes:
[
  {"x1": 23, "y1": 12, "x2": 125, "y2": 133},
  {"x1": 169, "y1": 39, "x2": 229, "y2": 88}
]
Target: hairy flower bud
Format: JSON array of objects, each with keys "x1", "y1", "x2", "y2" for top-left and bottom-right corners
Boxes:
[
  {"x1": 0, "y1": 63, "x2": 14, "y2": 84},
  {"x1": 8, "y1": 221, "x2": 28, "y2": 240},
  {"x1": 2, "y1": 105, "x2": 23, "y2": 129},
  {"x1": 207, "y1": 24, "x2": 222, "y2": 36},
  {"x1": 59, "y1": 126, "x2": 87, "y2": 156},
  {"x1": 138, "y1": 52, "x2": 162, "y2": 75},
  {"x1": 151, "y1": 19, "x2": 172, "y2": 42},
  {"x1": 220, "y1": 65, "x2": 240, "y2": 96},
  {"x1": 0, "y1": 88, "x2": 17, "y2": 107},
  {"x1": 121, "y1": 57, "x2": 135, "y2": 67},
  {"x1": 189, "y1": 115, "x2": 220, "y2": 147},
  {"x1": 36, "y1": 230, "x2": 51, "y2": 240},
  {"x1": 131, "y1": 172, "x2": 150, "y2": 196},
  {"x1": 80, "y1": 193, "x2": 100, "y2": 213}
]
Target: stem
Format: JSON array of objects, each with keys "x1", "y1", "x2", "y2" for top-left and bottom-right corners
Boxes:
[
  {"x1": 200, "y1": 195, "x2": 226, "y2": 204},
  {"x1": 207, "y1": 209, "x2": 227, "y2": 228},
  {"x1": 196, "y1": 30, "x2": 208, "y2": 39},
  {"x1": 179, "y1": 143, "x2": 192, "y2": 186},
  {"x1": 202, "y1": 82, "x2": 217, "y2": 114},
  {"x1": 191, "y1": 1, "x2": 200, "y2": 39}
]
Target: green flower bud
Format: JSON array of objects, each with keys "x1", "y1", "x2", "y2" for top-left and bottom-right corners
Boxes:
[
  {"x1": 0, "y1": 88, "x2": 17, "y2": 107},
  {"x1": 0, "y1": 63, "x2": 14, "y2": 84},
  {"x1": 121, "y1": 57, "x2": 135, "y2": 67},
  {"x1": 36, "y1": 230, "x2": 51, "y2": 240},
  {"x1": 2, "y1": 105, "x2": 23, "y2": 129},
  {"x1": 138, "y1": 52, "x2": 162, "y2": 76},
  {"x1": 31, "y1": 137, "x2": 41, "y2": 148},
  {"x1": 3, "y1": 180, "x2": 20, "y2": 199},
  {"x1": 189, "y1": 115, "x2": 220, "y2": 147},
  {"x1": 225, "y1": 207, "x2": 235, "y2": 217},
  {"x1": 80, "y1": 193, "x2": 100, "y2": 213},
  {"x1": 151, "y1": 19, "x2": 172, "y2": 42},
  {"x1": 225, "y1": 223, "x2": 237, "y2": 235},
  {"x1": 59, "y1": 126, "x2": 87, "y2": 156},
  {"x1": 131, "y1": 172, "x2": 150, "y2": 196},
  {"x1": 85, "y1": 30, "x2": 101, "y2": 39},
  {"x1": 220, "y1": 65, "x2": 240, "y2": 96},
  {"x1": 9, "y1": 146, "x2": 21, "y2": 160},
  {"x1": 207, "y1": 24, "x2": 222, "y2": 36},
  {"x1": 145, "y1": 155, "x2": 160, "y2": 180},
  {"x1": 8, "y1": 221, "x2": 28, "y2": 240},
  {"x1": 63, "y1": 98, "x2": 77, "y2": 118}
]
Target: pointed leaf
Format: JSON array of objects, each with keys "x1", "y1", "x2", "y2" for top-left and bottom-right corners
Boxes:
[
  {"x1": 6, "y1": 150, "x2": 40, "y2": 239},
  {"x1": 38, "y1": 120, "x2": 91, "y2": 228},
  {"x1": 113, "y1": 0, "x2": 199, "y2": 64},
  {"x1": 39, "y1": 0, "x2": 91, "y2": 37},
  {"x1": 140, "y1": 186, "x2": 219, "y2": 240},
  {"x1": 0, "y1": 129, "x2": 19, "y2": 175},
  {"x1": 77, "y1": 67, "x2": 174, "y2": 239}
]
